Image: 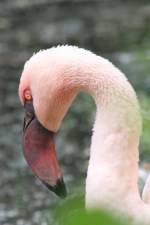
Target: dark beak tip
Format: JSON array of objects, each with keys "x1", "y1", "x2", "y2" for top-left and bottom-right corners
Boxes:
[{"x1": 43, "y1": 178, "x2": 67, "y2": 199}]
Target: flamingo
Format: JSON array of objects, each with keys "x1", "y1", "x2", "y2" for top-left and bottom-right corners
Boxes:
[{"x1": 19, "y1": 45, "x2": 150, "y2": 224}]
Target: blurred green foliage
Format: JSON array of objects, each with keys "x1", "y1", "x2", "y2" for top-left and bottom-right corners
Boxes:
[{"x1": 52, "y1": 196, "x2": 129, "y2": 225}]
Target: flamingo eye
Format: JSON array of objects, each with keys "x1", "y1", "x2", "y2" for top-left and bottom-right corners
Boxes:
[{"x1": 24, "y1": 89, "x2": 32, "y2": 101}]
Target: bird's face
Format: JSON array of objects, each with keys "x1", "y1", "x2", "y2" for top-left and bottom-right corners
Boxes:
[
  {"x1": 19, "y1": 49, "x2": 78, "y2": 198},
  {"x1": 22, "y1": 89, "x2": 67, "y2": 198}
]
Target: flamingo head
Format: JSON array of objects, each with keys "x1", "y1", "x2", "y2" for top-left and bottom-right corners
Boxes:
[{"x1": 19, "y1": 47, "x2": 78, "y2": 198}]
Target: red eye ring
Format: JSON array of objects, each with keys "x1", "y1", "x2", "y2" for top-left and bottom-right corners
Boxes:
[{"x1": 24, "y1": 89, "x2": 32, "y2": 101}]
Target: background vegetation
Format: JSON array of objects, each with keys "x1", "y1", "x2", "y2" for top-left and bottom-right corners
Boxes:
[{"x1": 0, "y1": 0, "x2": 150, "y2": 224}]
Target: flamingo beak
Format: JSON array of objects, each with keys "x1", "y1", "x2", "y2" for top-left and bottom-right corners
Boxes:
[{"x1": 22, "y1": 101, "x2": 67, "y2": 198}]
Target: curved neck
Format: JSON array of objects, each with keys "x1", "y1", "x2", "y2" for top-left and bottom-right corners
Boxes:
[
  {"x1": 66, "y1": 52, "x2": 142, "y2": 209},
  {"x1": 71, "y1": 53, "x2": 141, "y2": 143}
]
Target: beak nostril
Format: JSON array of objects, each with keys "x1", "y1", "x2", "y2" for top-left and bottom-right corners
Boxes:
[{"x1": 23, "y1": 101, "x2": 35, "y2": 132}]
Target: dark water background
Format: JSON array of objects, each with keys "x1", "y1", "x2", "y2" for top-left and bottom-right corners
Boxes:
[{"x1": 0, "y1": 1, "x2": 150, "y2": 224}]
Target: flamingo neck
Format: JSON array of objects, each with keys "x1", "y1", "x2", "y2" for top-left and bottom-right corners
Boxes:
[{"x1": 71, "y1": 52, "x2": 142, "y2": 211}]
